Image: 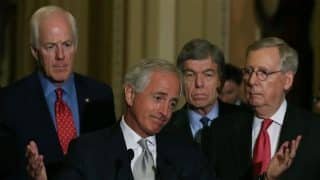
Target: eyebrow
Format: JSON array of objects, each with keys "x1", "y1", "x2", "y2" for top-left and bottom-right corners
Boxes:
[
  {"x1": 154, "y1": 92, "x2": 179, "y2": 101},
  {"x1": 183, "y1": 68, "x2": 216, "y2": 73}
]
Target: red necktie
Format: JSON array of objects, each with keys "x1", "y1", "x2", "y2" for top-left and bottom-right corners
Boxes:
[
  {"x1": 55, "y1": 88, "x2": 77, "y2": 155},
  {"x1": 252, "y1": 119, "x2": 272, "y2": 176}
]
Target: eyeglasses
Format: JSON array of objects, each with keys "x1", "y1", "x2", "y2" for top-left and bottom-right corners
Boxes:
[{"x1": 242, "y1": 67, "x2": 282, "y2": 81}]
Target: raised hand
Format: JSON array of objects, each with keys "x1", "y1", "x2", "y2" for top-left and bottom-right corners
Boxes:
[
  {"x1": 266, "y1": 135, "x2": 302, "y2": 180},
  {"x1": 25, "y1": 140, "x2": 48, "y2": 180}
]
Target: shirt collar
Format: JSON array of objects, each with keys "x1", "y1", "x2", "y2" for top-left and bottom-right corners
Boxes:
[
  {"x1": 188, "y1": 100, "x2": 219, "y2": 123},
  {"x1": 120, "y1": 116, "x2": 156, "y2": 150},
  {"x1": 253, "y1": 99, "x2": 287, "y2": 126},
  {"x1": 38, "y1": 71, "x2": 75, "y2": 97}
]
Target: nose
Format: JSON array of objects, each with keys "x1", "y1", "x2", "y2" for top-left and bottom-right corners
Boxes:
[
  {"x1": 55, "y1": 44, "x2": 65, "y2": 60},
  {"x1": 247, "y1": 71, "x2": 259, "y2": 85},
  {"x1": 195, "y1": 74, "x2": 204, "y2": 88},
  {"x1": 159, "y1": 102, "x2": 170, "y2": 118}
]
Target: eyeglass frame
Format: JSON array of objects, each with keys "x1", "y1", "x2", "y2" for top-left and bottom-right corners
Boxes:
[{"x1": 241, "y1": 67, "x2": 283, "y2": 81}]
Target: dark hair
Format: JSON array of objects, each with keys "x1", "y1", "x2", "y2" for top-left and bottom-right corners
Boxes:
[
  {"x1": 177, "y1": 38, "x2": 225, "y2": 78},
  {"x1": 223, "y1": 63, "x2": 243, "y2": 85}
]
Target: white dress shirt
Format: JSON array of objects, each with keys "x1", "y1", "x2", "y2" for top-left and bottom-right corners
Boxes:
[
  {"x1": 120, "y1": 116, "x2": 157, "y2": 169},
  {"x1": 251, "y1": 100, "x2": 287, "y2": 157}
]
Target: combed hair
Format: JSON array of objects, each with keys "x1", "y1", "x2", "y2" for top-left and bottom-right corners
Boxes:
[
  {"x1": 246, "y1": 37, "x2": 299, "y2": 73},
  {"x1": 176, "y1": 38, "x2": 225, "y2": 78},
  {"x1": 124, "y1": 58, "x2": 182, "y2": 94},
  {"x1": 30, "y1": 5, "x2": 78, "y2": 48}
]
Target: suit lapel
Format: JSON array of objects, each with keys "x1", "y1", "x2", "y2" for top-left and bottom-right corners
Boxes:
[
  {"x1": 172, "y1": 105, "x2": 194, "y2": 141},
  {"x1": 106, "y1": 123, "x2": 134, "y2": 180},
  {"x1": 26, "y1": 72, "x2": 63, "y2": 159},
  {"x1": 277, "y1": 104, "x2": 305, "y2": 149},
  {"x1": 156, "y1": 134, "x2": 180, "y2": 180},
  {"x1": 73, "y1": 74, "x2": 87, "y2": 134},
  {"x1": 232, "y1": 111, "x2": 253, "y2": 179}
]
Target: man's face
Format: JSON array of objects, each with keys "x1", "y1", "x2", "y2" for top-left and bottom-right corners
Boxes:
[
  {"x1": 182, "y1": 58, "x2": 221, "y2": 114},
  {"x1": 244, "y1": 47, "x2": 293, "y2": 116},
  {"x1": 219, "y1": 80, "x2": 241, "y2": 104},
  {"x1": 31, "y1": 12, "x2": 76, "y2": 84},
  {"x1": 125, "y1": 71, "x2": 180, "y2": 137}
]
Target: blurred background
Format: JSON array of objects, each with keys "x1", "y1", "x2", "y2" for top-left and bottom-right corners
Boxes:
[{"x1": 1, "y1": 0, "x2": 320, "y2": 116}]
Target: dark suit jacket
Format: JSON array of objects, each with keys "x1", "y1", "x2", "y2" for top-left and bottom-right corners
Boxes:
[
  {"x1": 0, "y1": 72, "x2": 116, "y2": 178},
  {"x1": 207, "y1": 103, "x2": 320, "y2": 180},
  {"x1": 56, "y1": 122, "x2": 215, "y2": 180},
  {"x1": 164, "y1": 100, "x2": 244, "y2": 144}
]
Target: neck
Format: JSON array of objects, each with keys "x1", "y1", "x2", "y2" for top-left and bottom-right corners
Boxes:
[
  {"x1": 253, "y1": 99, "x2": 284, "y2": 119},
  {"x1": 188, "y1": 103, "x2": 216, "y2": 117}
]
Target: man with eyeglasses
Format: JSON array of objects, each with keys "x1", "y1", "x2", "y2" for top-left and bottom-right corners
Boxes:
[{"x1": 206, "y1": 37, "x2": 320, "y2": 179}]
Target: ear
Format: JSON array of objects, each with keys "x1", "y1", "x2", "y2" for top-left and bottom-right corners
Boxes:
[
  {"x1": 283, "y1": 71, "x2": 294, "y2": 91},
  {"x1": 124, "y1": 85, "x2": 135, "y2": 106},
  {"x1": 30, "y1": 46, "x2": 39, "y2": 60}
]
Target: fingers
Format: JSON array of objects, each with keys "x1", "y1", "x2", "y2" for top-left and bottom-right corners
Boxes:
[
  {"x1": 25, "y1": 140, "x2": 45, "y2": 178},
  {"x1": 282, "y1": 135, "x2": 302, "y2": 167},
  {"x1": 288, "y1": 135, "x2": 302, "y2": 159}
]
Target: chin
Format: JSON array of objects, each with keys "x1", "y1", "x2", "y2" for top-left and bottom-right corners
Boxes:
[{"x1": 249, "y1": 100, "x2": 264, "y2": 107}]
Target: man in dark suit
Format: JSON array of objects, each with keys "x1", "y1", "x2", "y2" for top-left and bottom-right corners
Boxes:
[
  {"x1": 207, "y1": 37, "x2": 320, "y2": 179},
  {"x1": 27, "y1": 58, "x2": 215, "y2": 180},
  {"x1": 0, "y1": 5, "x2": 116, "y2": 179},
  {"x1": 164, "y1": 39, "x2": 243, "y2": 147}
]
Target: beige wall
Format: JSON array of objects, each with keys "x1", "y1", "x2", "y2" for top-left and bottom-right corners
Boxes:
[
  {"x1": 229, "y1": 0, "x2": 258, "y2": 67},
  {"x1": 5, "y1": 0, "x2": 320, "y2": 116}
]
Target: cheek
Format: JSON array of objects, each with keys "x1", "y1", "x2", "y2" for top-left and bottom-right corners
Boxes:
[
  {"x1": 208, "y1": 82, "x2": 219, "y2": 95},
  {"x1": 208, "y1": 78, "x2": 219, "y2": 89},
  {"x1": 66, "y1": 50, "x2": 76, "y2": 60},
  {"x1": 183, "y1": 83, "x2": 193, "y2": 95},
  {"x1": 263, "y1": 82, "x2": 282, "y2": 99},
  {"x1": 40, "y1": 59, "x2": 53, "y2": 72}
]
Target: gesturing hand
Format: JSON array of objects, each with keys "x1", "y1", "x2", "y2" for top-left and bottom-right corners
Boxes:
[
  {"x1": 25, "y1": 140, "x2": 48, "y2": 180},
  {"x1": 266, "y1": 135, "x2": 302, "y2": 180}
]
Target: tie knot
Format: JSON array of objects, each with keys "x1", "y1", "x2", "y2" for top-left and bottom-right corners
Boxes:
[
  {"x1": 138, "y1": 139, "x2": 149, "y2": 150},
  {"x1": 55, "y1": 88, "x2": 63, "y2": 100},
  {"x1": 261, "y1": 119, "x2": 272, "y2": 131},
  {"x1": 200, "y1": 117, "x2": 210, "y2": 127}
]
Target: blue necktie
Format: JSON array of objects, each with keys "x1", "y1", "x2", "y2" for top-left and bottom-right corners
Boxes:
[{"x1": 195, "y1": 117, "x2": 210, "y2": 143}]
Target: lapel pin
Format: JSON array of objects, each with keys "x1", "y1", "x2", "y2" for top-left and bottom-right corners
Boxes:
[{"x1": 85, "y1": 98, "x2": 90, "y2": 103}]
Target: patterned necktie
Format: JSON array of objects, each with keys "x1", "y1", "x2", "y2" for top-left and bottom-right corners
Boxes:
[
  {"x1": 133, "y1": 139, "x2": 155, "y2": 180},
  {"x1": 252, "y1": 119, "x2": 273, "y2": 176},
  {"x1": 55, "y1": 88, "x2": 77, "y2": 155}
]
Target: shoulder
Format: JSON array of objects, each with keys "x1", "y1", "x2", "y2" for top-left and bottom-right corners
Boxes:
[
  {"x1": 68, "y1": 125, "x2": 116, "y2": 153},
  {"x1": 0, "y1": 73, "x2": 38, "y2": 101},
  {"x1": 286, "y1": 104, "x2": 320, "y2": 122},
  {"x1": 74, "y1": 73, "x2": 113, "y2": 92},
  {"x1": 157, "y1": 132, "x2": 213, "y2": 177},
  {"x1": 218, "y1": 100, "x2": 252, "y2": 115},
  {"x1": 170, "y1": 105, "x2": 189, "y2": 124},
  {"x1": 73, "y1": 73, "x2": 114, "y2": 101},
  {"x1": 285, "y1": 104, "x2": 320, "y2": 132},
  {"x1": 163, "y1": 105, "x2": 189, "y2": 133},
  {"x1": 158, "y1": 132, "x2": 203, "y2": 160}
]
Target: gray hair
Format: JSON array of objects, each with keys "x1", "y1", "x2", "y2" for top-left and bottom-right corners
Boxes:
[
  {"x1": 30, "y1": 5, "x2": 78, "y2": 48},
  {"x1": 176, "y1": 38, "x2": 225, "y2": 79},
  {"x1": 246, "y1": 37, "x2": 299, "y2": 73},
  {"x1": 124, "y1": 58, "x2": 182, "y2": 94}
]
